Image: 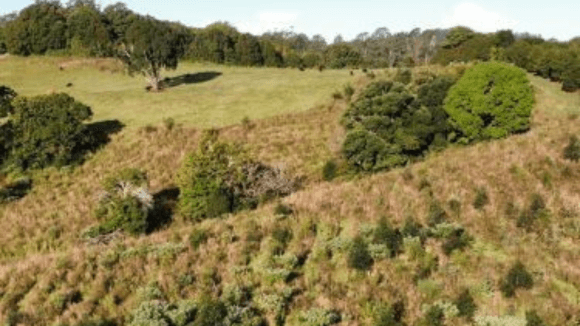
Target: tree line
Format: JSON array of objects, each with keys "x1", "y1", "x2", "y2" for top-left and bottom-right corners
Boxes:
[{"x1": 0, "y1": 0, "x2": 450, "y2": 69}]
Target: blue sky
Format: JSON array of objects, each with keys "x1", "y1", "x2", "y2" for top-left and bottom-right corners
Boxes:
[{"x1": 1, "y1": 0, "x2": 578, "y2": 42}]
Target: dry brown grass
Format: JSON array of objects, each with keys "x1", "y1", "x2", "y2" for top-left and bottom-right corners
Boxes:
[{"x1": 1, "y1": 72, "x2": 580, "y2": 325}]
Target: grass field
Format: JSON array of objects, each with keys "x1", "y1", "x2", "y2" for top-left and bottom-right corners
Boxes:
[
  {"x1": 0, "y1": 55, "x2": 354, "y2": 128},
  {"x1": 1, "y1": 58, "x2": 580, "y2": 325}
]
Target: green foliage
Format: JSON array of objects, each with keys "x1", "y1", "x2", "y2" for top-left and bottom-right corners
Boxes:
[
  {"x1": 5, "y1": 1, "x2": 68, "y2": 55},
  {"x1": 441, "y1": 26, "x2": 475, "y2": 49},
  {"x1": 341, "y1": 78, "x2": 452, "y2": 172},
  {"x1": 516, "y1": 193, "x2": 549, "y2": 231},
  {"x1": 427, "y1": 200, "x2": 447, "y2": 227},
  {"x1": 92, "y1": 168, "x2": 153, "y2": 236},
  {"x1": 274, "y1": 203, "x2": 294, "y2": 217},
  {"x1": 440, "y1": 226, "x2": 472, "y2": 256},
  {"x1": 66, "y1": 5, "x2": 111, "y2": 56},
  {"x1": 298, "y1": 308, "x2": 341, "y2": 326},
  {"x1": 473, "y1": 187, "x2": 489, "y2": 210},
  {"x1": 119, "y1": 17, "x2": 189, "y2": 90},
  {"x1": 418, "y1": 305, "x2": 445, "y2": 326},
  {"x1": 373, "y1": 217, "x2": 403, "y2": 257},
  {"x1": 0, "y1": 85, "x2": 17, "y2": 118},
  {"x1": 394, "y1": 68, "x2": 412, "y2": 85},
  {"x1": 434, "y1": 33, "x2": 494, "y2": 65},
  {"x1": 324, "y1": 43, "x2": 361, "y2": 68},
  {"x1": 525, "y1": 310, "x2": 546, "y2": 326},
  {"x1": 177, "y1": 131, "x2": 296, "y2": 221},
  {"x1": 348, "y1": 235, "x2": 373, "y2": 271},
  {"x1": 494, "y1": 30, "x2": 515, "y2": 48},
  {"x1": 454, "y1": 289, "x2": 477, "y2": 319},
  {"x1": 7, "y1": 93, "x2": 93, "y2": 170},
  {"x1": 444, "y1": 62, "x2": 534, "y2": 142},
  {"x1": 322, "y1": 160, "x2": 338, "y2": 181},
  {"x1": 373, "y1": 301, "x2": 405, "y2": 326},
  {"x1": 0, "y1": 178, "x2": 32, "y2": 204},
  {"x1": 189, "y1": 228, "x2": 208, "y2": 250},
  {"x1": 500, "y1": 261, "x2": 534, "y2": 298},
  {"x1": 343, "y1": 84, "x2": 355, "y2": 100},
  {"x1": 563, "y1": 135, "x2": 580, "y2": 162}
]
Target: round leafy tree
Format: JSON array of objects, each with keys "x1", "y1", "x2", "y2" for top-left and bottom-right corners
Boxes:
[
  {"x1": 8, "y1": 93, "x2": 93, "y2": 169},
  {"x1": 341, "y1": 78, "x2": 453, "y2": 172},
  {"x1": 444, "y1": 62, "x2": 534, "y2": 142}
]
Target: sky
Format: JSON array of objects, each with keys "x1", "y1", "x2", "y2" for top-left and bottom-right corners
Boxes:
[{"x1": 1, "y1": 0, "x2": 578, "y2": 42}]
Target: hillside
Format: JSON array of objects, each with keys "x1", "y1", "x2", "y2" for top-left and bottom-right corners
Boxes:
[{"x1": 0, "y1": 59, "x2": 580, "y2": 326}]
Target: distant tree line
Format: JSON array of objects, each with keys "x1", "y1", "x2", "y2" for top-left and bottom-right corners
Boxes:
[
  {"x1": 434, "y1": 26, "x2": 580, "y2": 92},
  {"x1": 0, "y1": 0, "x2": 450, "y2": 69}
]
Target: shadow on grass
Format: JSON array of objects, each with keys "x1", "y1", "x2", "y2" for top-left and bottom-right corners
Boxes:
[
  {"x1": 80, "y1": 119, "x2": 125, "y2": 153},
  {"x1": 148, "y1": 187, "x2": 180, "y2": 233},
  {"x1": 162, "y1": 72, "x2": 222, "y2": 88}
]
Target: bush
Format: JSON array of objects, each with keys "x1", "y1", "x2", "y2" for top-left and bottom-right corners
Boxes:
[
  {"x1": 373, "y1": 217, "x2": 403, "y2": 257},
  {"x1": 427, "y1": 200, "x2": 448, "y2": 227},
  {"x1": 343, "y1": 83, "x2": 355, "y2": 100},
  {"x1": 418, "y1": 305, "x2": 445, "y2": 326},
  {"x1": 500, "y1": 261, "x2": 534, "y2": 297},
  {"x1": 322, "y1": 159, "x2": 338, "y2": 181},
  {"x1": 517, "y1": 193, "x2": 549, "y2": 231},
  {"x1": 454, "y1": 289, "x2": 477, "y2": 319},
  {"x1": 91, "y1": 168, "x2": 153, "y2": 236},
  {"x1": 373, "y1": 301, "x2": 405, "y2": 326},
  {"x1": 189, "y1": 228, "x2": 208, "y2": 249},
  {"x1": 441, "y1": 227, "x2": 472, "y2": 255},
  {"x1": 0, "y1": 177, "x2": 32, "y2": 203},
  {"x1": 473, "y1": 187, "x2": 489, "y2": 210},
  {"x1": 341, "y1": 79, "x2": 452, "y2": 172},
  {"x1": 0, "y1": 85, "x2": 17, "y2": 118},
  {"x1": 525, "y1": 310, "x2": 546, "y2": 326},
  {"x1": 563, "y1": 135, "x2": 580, "y2": 162},
  {"x1": 394, "y1": 68, "x2": 412, "y2": 85},
  {"x1": 7, "y1": 93, "x2": 94, "y2": 169},
  {"x1": 177, "y1": 131, "x2": 297, "y2": 221},
  {"x1": 444, "y1": 62, "x2": 534, "y2": 142},
  {"x1": 299, "y1": 308, "x2": 341, "y2": 326},
  {"x1": 348, "y1": 235, "x2": 373, "y2": 271}
]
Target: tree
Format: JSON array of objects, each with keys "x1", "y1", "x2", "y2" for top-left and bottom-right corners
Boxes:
[
  {"x1": 235, "y1": 33, "x2": 263, "y2": 66},
  {"x1": 103, "y1": 2, "x2": 137, "y2": 43},
  {"x1": 8, "y1": 93, "x2": 93, "y2": 169},
  {"x1": 333, "y1": 34, "x2": 344, "y2": 44},
  {"x1": 118, "y1": 17, "x2": 189, "y2": 91},
  {"x1": 67, "y1": 5, "x2": 111, "y2": 56},
  {"x1": 4, "y1": 1, "x2": 68, "y2": 55},
  {"x1": 0, "y1": 85, "x2": 17, "y2": 118}
]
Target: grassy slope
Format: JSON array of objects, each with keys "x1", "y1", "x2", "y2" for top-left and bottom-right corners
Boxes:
[
  {"x1": 0, "y1": 56, "x2": 353, "y2": 128},
  {"x1": 1, "y1": 60, "x2": 580, "y2": 325}
]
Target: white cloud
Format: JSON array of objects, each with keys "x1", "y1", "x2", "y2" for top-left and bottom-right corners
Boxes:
[
  {"x1": 233, "y1": 11, "x2": 298, "y2": 35},
  {"x1": 443, "y1": 3, "x2": 519, "y2": 32}
]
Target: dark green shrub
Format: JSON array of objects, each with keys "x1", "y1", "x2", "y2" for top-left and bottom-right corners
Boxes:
[
  {"x1": 195, "y1": 296, "x2": 227, "y2": 326},
  {"x1": 373, "y1": 301, "x2": 405, "y2": 326},
  {"x1": 274, "y1": 203, "x2": 294, "y2": 217},
  {"x1": 341, "y1": 79, "x2": 452, "y2": 172},
  {"x1": 427, "y1": 200, "x2": 447, "y2": 227},
  {"x1": 417, "y1": 76, "x2": 456, "y2": 110},
  {"x1": 517, "y1": 193, "x2": 548, "y2": 231},
  {"x1": 91, "y1": 168, "x2": 153, "y2": 236},
  {"x1": 442, "y1": 227, "x2": 472, "y2": 256},
  {"x1": 454, "y1": 289, "x2": 477, "y2": 319},
  {"x1": 500, "y1": 261, "x2": 534, "y2": 297},
  {"x1": 447, "y1": 198, "x2": 461, "y2": 215},
  {"x1": 7, "y1": 93, "x2": 93, "y2": 169},
  {"x1": 401, "y1": 217, "x2": 423, "y2": 238},
  {"x1": 332, "y1": 91, "x2": 343, "y2": 100},
  {"x1": 418, "y1": 305, "x2": 444, "y2": 326},
  {"x1": 525, "y1": 310, "x2": 546, "y2": 326},
  {"x1": 563, "y1": 135, "x2": 580, "y2": 162},
  {"x1": 189, "y1": 228, "x2": 208, "y2": 249},
  {"x1": 0, "y1": 85, "x2": 17, "y2": 118},
  {"x1": 272, "y1": 225, "x2": 293, "y2": 252},
  {"x1": 374, "y1": 217, "x2": 402, "y2": 257},
  {"x1": 473, "y1": 187, "x2": 489, "y2": 210},
  {"x1": 444, "y1": 62, "x2": 534, "y2": 142},
  {"x1": 348, "y1": 235, "x2": 373, "y2": 271},
  {"x1": 322, "y1": 159, "x2": 338, "y2": 181}
]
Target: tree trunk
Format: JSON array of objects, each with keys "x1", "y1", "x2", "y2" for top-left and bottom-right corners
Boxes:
[{"x1": 147, "y1": 64, "x2": 161, "y2": 92}]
